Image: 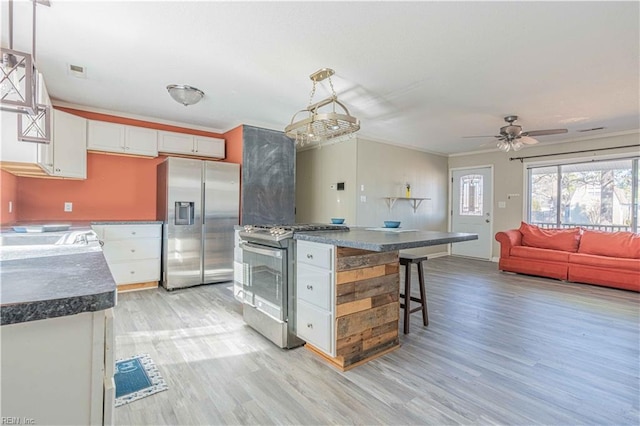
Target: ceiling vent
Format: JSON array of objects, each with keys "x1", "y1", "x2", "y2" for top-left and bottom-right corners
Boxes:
[
  {"x1": 68, "y1": 64, "x2": 86, "y2": 78},
  {"x1": 576, "y1": 126, "x2": 605, "y2": 133}
]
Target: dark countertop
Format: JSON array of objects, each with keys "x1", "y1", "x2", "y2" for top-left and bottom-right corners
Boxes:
[
  {"x1": 294, "y1": 227, "x2": 478, "y2": 251},
  {"x1": 0, "y1": 227, "x2": 116, "y2": 326}
]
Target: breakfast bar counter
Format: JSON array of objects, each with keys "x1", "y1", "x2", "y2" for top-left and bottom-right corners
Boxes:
[
  {"x1": 294, "y1": 227, "x2": 478, "y2": 251},
  {"x1": 293, "y1": 228, "x2": 477, "y2": 370}
]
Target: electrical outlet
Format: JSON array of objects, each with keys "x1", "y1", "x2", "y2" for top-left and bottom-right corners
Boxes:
[
  {"x1": 498, "y1": 201, "x2": 506, "y2": 208},
  {"x1": 64, "y1": 202, "x2": 73, "y2": 212},
  {"x1": 360, "y1": 195, "x2": 367, "y2": 202}
]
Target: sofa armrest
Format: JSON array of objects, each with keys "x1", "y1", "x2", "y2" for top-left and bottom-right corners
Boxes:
[{"x1": 495, "y1": 229, "x2": 522, "y2": 258}]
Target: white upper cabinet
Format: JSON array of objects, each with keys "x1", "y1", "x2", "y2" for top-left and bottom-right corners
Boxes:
[
  {"x1": 158, "y1": 131, "x2": 225, "y2": 159},
  {"x1": 87, "y1": 120, "x2": 158, "y2": 157},
  {"x1": 194, "y1": 136, "x2": 225, "y2": 158},
  {"x1": 38, "y1": 110, "x2": 87, "y2": 179}
]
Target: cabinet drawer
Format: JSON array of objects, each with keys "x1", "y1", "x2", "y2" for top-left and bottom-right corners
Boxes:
[
  {"x1": 104, "y1": 225, "x2": 161, "y2": 240},
  {"x1": 297, "y1": 264, "x2": 332, "y2": 310},
  {"x1": 297, "y1": 241, "x2": 333, "y2": 270},
  {"x1": 108, "y1": 259, "x2": 160, "y2": 284},
  {"x1": 102, "y1": 238, "x2": 160, "y2": 261},
  {"x1": 296, "y1": 300, "x2": 332, "y2": 355}
]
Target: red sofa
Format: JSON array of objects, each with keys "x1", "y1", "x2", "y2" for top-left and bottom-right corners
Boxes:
[{"x1": 495, "y1": 223, "x2": 640, "y2": 292}]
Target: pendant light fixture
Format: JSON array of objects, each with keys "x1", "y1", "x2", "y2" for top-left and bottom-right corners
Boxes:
[
  {"x1": 166, "y1": 84, "x2": 205, "y2": 106},
  {"x1": 0, "y1": 0, "x2": 41, "y2": 115},
  {"x1": 1, "y1": 0, "x2": 52, "y2": 144},
  {"x1": 285, "y1": 68, "x2": 360, "y2": 147}
]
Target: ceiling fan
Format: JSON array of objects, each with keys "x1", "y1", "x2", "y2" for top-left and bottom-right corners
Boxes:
[{"x1": 464, "y1": 115, "x2": 568, "y2": 152}]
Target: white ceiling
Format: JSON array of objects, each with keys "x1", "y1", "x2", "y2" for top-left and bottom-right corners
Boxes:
[{"x1": 4, "y1": 1, "x2": 639, "y2": 155}]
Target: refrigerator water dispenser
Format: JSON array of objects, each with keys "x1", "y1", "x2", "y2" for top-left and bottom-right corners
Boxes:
[{"x1": 175, "y1": 202, "x2": 194, "y2": 225}]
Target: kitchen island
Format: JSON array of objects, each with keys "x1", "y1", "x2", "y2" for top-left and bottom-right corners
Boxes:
[
  {"x1": 0, "y1": 227, "x2": 116, "y2": 425},
  {"x1": 293, "y1": 228, "x2": 477, "y2": 370}
]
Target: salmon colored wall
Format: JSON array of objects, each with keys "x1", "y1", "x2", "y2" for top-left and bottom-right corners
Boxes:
[
  {"x1": 223, "y1": 125, "x2": 243, "y2": 164},
  {"x1": 0, "y1": 170, "x2": 18, "y2": 225},
  {"x1": 18, "y1": 153, "x2": 165, "y2": 222},
  {"x1": 14, "y1": 109, "x2": 244, "y2": 223}
]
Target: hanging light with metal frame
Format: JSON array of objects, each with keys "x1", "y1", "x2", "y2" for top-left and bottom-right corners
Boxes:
[
  {"x1": 285, "y1": 68, "x2": 360, "y2": 147},
  {"x1": 1, "y1": 0, "x2": 52, "y2": 143}
]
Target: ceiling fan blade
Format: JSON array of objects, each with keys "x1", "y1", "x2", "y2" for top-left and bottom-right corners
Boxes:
[
  {"x1": 522, "y1": 129, "x2": 568, "y2": 137},
  {"x1": 462, "y1": 135, "x2": 499, "y2": 139},
  {"x1": 519, "y1": 136, "x2": 538, "y2": 145}
]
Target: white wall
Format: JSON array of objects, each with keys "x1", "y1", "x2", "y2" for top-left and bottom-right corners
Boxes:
[
  {"x1": 296, "y1": 136, "x2": 450, "y2": 255},
  {"x1": 296, "y1": 138, "x2": 358, "y2": 224},
  {"x1": 448, "y1": 132, "x2": 639, "y2": 258}
]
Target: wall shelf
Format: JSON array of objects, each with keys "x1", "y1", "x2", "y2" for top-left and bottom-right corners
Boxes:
[{"x1": 383, "y1": 197, "x2": 430, "y2": 212}]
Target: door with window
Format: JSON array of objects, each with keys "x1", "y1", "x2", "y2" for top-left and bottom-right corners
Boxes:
[{"x1": 451, "y1": 167, "x2": 493, "y2": 259}]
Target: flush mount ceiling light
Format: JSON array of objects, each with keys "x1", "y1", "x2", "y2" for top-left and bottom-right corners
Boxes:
[
  {"x1": 166, "y1": 84, "x2": 204, "y2": 106},
  {"x1": 285, "y1": 68, "x2": 360, "y2": 147}
]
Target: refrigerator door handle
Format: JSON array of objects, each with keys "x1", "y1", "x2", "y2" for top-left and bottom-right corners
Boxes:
[{"x1": 202, "y1": 181, "x2": 206, "y2": 224}]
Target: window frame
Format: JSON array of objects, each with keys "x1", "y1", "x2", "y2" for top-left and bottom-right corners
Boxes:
[{"x1": 525, "y1": 156, "x2": 639, "y2": 233}]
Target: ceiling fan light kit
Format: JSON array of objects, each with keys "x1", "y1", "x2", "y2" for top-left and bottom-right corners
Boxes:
[
  {"x1": 285, "y1": 68, "x2": 360, "y2": 147},
  {"x1": 166, "y1": 84, "x2": 205, "y2": 106},
  {"x1": 466, "y1": 115, "x2": 568, "y2": 153}
]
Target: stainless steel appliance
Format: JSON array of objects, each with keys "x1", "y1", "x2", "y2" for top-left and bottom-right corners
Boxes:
[
  {"x1": 239, "y1": 224, "x2": 348, "y2": 348},
  {"x1": 157, "y1": 157, "x2": 240, "y2": 290}
]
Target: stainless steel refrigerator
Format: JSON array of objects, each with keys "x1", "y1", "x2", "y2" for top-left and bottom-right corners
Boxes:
[{"x1": 157, "y1": 157, "x2": 240, "y2": 290}]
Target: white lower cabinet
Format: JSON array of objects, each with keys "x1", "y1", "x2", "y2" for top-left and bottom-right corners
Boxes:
[
  {"x1": 0, "y1": 309, "x2": 115, "y2": 426},
  {"x1": 296, "y1": 240, "x2": 335, "y2": 356},
  {"x1": 92, "y1": 223, "x2": 161, "y2": 291}
]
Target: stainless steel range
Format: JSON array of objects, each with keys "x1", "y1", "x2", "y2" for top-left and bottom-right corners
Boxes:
[{"x1": 238, "y1": 224, "x2": 348, "y2": 348}]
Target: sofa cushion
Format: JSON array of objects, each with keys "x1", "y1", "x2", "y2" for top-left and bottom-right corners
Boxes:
[
  {"x1": 578, "y1": 229, "x2": 640, "y2": 259},
  {"x1": 570, "y1": 252, "x2": 640, "y2": 271},
  {"x1": 511, "y1": 246, "x2": 571, "y2": 263},
  {"x1": 519, "y1": 222, "x2": 581, "y2": 252}
]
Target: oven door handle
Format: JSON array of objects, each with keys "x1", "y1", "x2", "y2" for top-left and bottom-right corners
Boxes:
[{"x1": 240, "y1": 242, "x2": 283, "y2": 258}]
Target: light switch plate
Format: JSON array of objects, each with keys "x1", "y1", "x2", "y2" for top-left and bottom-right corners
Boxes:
[
  {"x1": 64, "y1": 202, "x2": 73, "y2": 212},
  {"x1": 498, "y1": 201, "x2": 506, "y2": 208},
  {"x1": 360, "y1": 195, "x2": 367, "y2": 202}
]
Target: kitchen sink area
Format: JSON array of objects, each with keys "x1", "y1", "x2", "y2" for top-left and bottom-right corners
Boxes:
[{"x1": 0, "y1": 227, "x2": 101, "y2": 261}]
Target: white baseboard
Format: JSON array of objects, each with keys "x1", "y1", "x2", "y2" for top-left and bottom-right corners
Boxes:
[
  {"x1": 491, "y1": 257, "x2": 499, "y2": 263},
  {"x1": 426, "y1": 251, "x2": 450, "y2": 259}
]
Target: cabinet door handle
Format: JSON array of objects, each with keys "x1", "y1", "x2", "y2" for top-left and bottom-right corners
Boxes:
[
  {"x1": 306, "y1": 254, "x2": 313, "y2": 259},
  {"x1": 307, "y1": 323, "x2": 313, "y2": 329},
  {"x1": 131, "y1": 231, "x2": 136, "y2": 235},
  {"x1": 130, "y1": 271, "x2": 135, "y2": 274},
  {"x1": 131, "y1": 249, "x2": 136, "y2": 253},
  {"x1": 55, "y1": 168, "x2": 60, "y2": 172},
  {"x1": 306, "y1": 284, "x2": 313, "y2": 290}
]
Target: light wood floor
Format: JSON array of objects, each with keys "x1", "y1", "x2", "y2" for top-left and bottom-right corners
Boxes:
[{"x1": 114, "y1": 256, "x2": 639, "y2": 425}]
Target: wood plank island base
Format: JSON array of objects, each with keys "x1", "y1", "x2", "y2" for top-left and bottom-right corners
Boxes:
[
  {"x1": 294, "y1": 228, "x2": 478, "y2": 370},
  {"x1": 316, "y1": 248, "x2": 400, "y2": 371}
]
